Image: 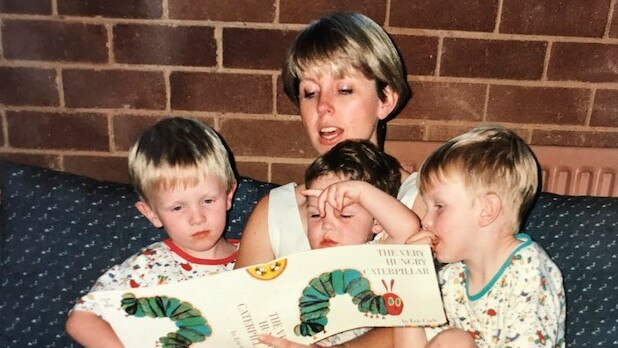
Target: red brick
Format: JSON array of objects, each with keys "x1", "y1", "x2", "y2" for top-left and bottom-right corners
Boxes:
[
  {"x1": 63, "y1": 69, "x2": 166, "y2": 109},
  {"x1": 0, "y1": 0, "x2": 51, "y2": 14},
  {"x1": 500, "y1": 0, "x2": 610, "y2": 37},
  {"x1": 384, "y1": 124, "x2": 425, "y2": 141},
  {"x1": 390, "y1": 0, "x2": 498, "y2": 32},
  {"x1": 169, "y1": 0, "x2": 275, "y2": 22},
  {"x1": 391, "y1": 35, "x2": 439, "y2": 76},
  {"x1": 280, "y1": 0, "x2": 387, "y2": 24},
  {"x1": 57, "y1": 0, "x2": 162, "y2": 19},
  {"x1": 112, "y1": 114, "x2": 214, "y2": 151},
  {"x1": 2, "y1": 20, "x2": 107, "y2": 63},
  {"x1": 548, "y1": 42, "x2": 618, "y2": 83},
  {"x1": 441, "y1": 38, "x2": 546, "y2": 80},
  {"x1": 170, "y1": 72, "x2": 272, "y2": 114},
  {"x1": 0, "y1": 67, "x2": 58, "y2": 106},
  {"x1": 7, "y1": 111, "x2": 109, "y2": 151},
  {"x1": 219, "y1": 119, "x2": 316, "y2": 158},
  {"x1": 276, "y1": 75, "x2": 299, "y2": 115},
  {"x1": 0, "y1": 153, "x2": 61, "y2": 170},
  {"x1": 271, "y1": 162, "x2": 308, "y2": 185},
  {"x1": 64, "y1": 156, "x2": 129, "y2": 183},
  {"x1": 223, "y1": 28, "x2": 296, "y2": 70},
  {"x1": 235, "y1": 161, "x2": 269, "y2": 183},
  {"x1": 400, "y1": 81, "x2": 486, "y2": 121},
  {"x1": 487, "y1": 85, "x2": 589, "y2": 125},
  {"x1": 426, "y1": 124, "x2": 476, "y2": 142},
  {"x1": 590, "y1": 90, "x2": 618, "y2": 127},
  {"x1": 114, "y1": 24, "x2": 216, "y2": 67},
  {"x1": 531, "y1": 129, "x2": 618, "y2": 148}
]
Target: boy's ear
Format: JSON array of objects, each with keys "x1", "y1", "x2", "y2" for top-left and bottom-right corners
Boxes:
[
  {"x1": 478, "y1": 193, "x2": 501, "y2": 227},
  {"x1": 371, "y1": 219, "x2": 384, "y2": 234},
  {"x1": 136, "y1": 201, "x2": 163, "y2": 228},
  {"x1": 226, "y1": 182, "x2": 238, "y2": 211},
  {"x1": 377, "y1": 85, "x2": 399, "y2": 121}
]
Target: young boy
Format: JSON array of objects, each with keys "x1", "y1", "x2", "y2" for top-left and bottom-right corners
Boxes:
[
  {"x1": 271, "y1": 140, "x2": 429, "y2": 347},
  {"x1": 398, "y1": 125, "x2": 566, "y2": 347},
  {"x1": 65, "y1": 117, "x2": 239, "y2": 347}
]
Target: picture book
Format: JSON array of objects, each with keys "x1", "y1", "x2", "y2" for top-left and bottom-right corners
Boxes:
[{"x1": 88, "y1": 244, "x2": 446, "y2": 347}]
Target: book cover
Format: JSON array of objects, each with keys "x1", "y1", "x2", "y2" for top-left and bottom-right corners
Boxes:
[{"x1": 89, "y1": 244, "x2": 445, "y2": 347}]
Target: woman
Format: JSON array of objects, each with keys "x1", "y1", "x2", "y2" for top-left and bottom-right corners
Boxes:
[{"x1": 236, "y1": 13, "x2": 425, "y2": 347}]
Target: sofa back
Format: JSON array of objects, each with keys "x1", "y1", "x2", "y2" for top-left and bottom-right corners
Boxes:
[{"x1": 1, "y1": 161, "x2": 617, "y2": 346}]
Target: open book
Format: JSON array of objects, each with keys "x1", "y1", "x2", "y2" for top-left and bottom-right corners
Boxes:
[{"x1": 89, "y1": 244, "x2": 446, "y2": 347}]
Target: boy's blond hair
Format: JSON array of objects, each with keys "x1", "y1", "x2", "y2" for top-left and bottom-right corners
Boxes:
[
  {"x1": 418, "y1": 125, "x2": 539, "y2": 231},
  {"x1": 128, "y1": 117, "x2": 236, "y2": 203},
  {"x1": 282, "y1": 12, "x2": 410, "y2": 116}
]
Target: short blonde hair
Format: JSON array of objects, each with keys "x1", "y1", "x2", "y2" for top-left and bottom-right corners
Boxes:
[
  {"x1": 419, "y1": 125, "x2": 539, "y2": 231},
  {"x1": 282, "y1": 12, "x2": 410, "y2": 116},
  {"x1": 128, "y1": 117, "x2": 235, "y2": 203}
]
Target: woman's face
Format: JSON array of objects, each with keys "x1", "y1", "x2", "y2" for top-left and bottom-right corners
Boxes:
[{"x1": 298, "y1": 68, "x2": 398, "y2": 155}]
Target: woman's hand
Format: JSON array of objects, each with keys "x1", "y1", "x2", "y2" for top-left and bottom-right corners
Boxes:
[{"x1": 258, "y1": 334, "x2": 316, "y2": 348}]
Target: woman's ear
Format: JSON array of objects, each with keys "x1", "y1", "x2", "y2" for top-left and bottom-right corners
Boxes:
[
  {"x1": 377, "y1": 85, "x2": 399, "y2": 121},
  {"x1": 136, "y1": 201, "x2": 163, "y2": 228},
  {"x1": 478, "y1": 193, "x2": 502, "y2": 227}
]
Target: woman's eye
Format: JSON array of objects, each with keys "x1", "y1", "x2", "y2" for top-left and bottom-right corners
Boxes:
[
  {"x1": 302, "y1": 91, "x2": 316, "y2": 99},
  {"x1": 339, "y1": 88, "x2": 352, "y2": 95}
]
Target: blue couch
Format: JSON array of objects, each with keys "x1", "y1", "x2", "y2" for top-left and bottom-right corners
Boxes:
[{"x1": 0, "y1": 161, "x2": 616, "y2": 347}]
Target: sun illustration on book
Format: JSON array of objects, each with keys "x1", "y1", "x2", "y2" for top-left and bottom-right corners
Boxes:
[{"x1": 246, "y1": 258, "x2": 288, "y2": 280}]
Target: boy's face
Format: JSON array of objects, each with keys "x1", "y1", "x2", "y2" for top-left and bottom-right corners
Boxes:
[
  {"x1": 136, "y1": 175, "x2": 235, "y2": 259},
  {"x1": 420, "y1": 174, "x2": 480, "y2": 264},
  {"x1": 298, "y1": 67, "x2": 397, "y2": 155},
  {"x1": 306, "y1": 173, "x2": 376, "y2": 249}
]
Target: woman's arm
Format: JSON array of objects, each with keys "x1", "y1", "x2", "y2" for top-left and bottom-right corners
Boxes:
[{"x1": 234, "y1": 194, "x2": 276, "y2": 268}]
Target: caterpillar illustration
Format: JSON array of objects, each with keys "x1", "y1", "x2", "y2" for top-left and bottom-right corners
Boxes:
[
  {"x1": 294, "y1": 269, "x2": 403, "y2": 338},
  {"x1": 121, "y1": 293, "x2": 211, "y2": 348}
]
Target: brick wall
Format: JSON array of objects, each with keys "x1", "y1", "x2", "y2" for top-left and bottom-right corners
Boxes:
[{"x1": 0, "y1": 0, "x2": 616, "y2": 184}]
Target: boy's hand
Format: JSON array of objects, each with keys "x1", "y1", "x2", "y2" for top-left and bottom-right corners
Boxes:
[
  {"x1": 405, "y1": 231, "x2": 436, "y2": 246},
  {"x1": 258, "y1": 334, "x2": 316, "y2": 348},
  {"x1": 301, "y1": 180, "x2": 366, "y2": 217}
]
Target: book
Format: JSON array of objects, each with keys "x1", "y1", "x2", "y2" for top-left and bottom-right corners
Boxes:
[{"x1": 89, "y1": 244, "x2": 446, "y2": 347}]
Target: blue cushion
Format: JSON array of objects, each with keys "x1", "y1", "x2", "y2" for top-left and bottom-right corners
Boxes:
[
  {"x1": 0, "y1": 161, "x2": 275, "y2": 347},
  {"x1": 522, "y1": 192, "x2": 618, "y2": 346}
]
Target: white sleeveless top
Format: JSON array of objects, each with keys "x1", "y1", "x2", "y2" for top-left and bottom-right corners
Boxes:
[{"x1": 268, "y1": 172, "x2": 419, "y2": 258}]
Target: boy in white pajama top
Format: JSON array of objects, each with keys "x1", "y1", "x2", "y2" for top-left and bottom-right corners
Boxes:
[{"x1": 396, "y1": 125, "x2": 565, "y2": 348}]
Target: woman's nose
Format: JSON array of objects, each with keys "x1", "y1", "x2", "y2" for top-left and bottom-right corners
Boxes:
[{"x1": 317, "y1": 91, "x2": 334, "y2": 115}]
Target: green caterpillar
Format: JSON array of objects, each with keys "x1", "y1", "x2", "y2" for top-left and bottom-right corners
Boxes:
[
  {"x1": 121, "y1": 293, "x2": 211, "y2": 348},
  {"x1": 294, "y1": 269, "x2": 403, "y2": 337}
]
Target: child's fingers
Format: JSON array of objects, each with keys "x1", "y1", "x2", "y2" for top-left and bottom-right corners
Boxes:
[
  {"x1": 406, "y1": 231, "x2": 435, "y2": 245},
  {"x1": 300, "y1": 189, "x2": 322, "y2": 198}
]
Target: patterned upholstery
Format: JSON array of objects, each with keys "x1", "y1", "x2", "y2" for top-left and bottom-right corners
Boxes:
[
  {"x1": 0, "y1": 161, "x2": 275, "y2": 347},
  {"x1": 1, "y1": 161, "x2": 617, "y2": 346},
  {"x1": 521, "y1": 193, "x2": 618, "y2": 346}
]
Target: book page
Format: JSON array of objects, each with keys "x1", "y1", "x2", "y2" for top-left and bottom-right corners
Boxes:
[{"x1": 90, "y1": 244, "x2": 445, "y2": 347}]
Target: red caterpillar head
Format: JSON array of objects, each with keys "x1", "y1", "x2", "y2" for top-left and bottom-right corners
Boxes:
[{"x1": 382, "y1": 279, "x2": 404, "y2": 315}]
